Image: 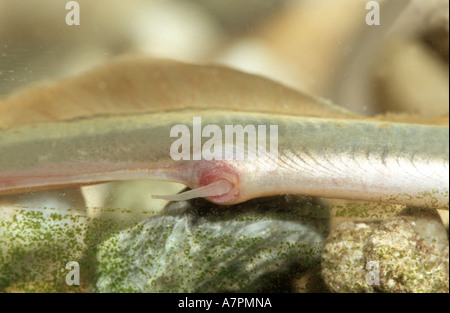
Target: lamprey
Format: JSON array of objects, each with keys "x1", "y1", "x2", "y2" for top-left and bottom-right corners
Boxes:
[{"x1": 0, "y1": 57, "x2": 448, "y2": 209}]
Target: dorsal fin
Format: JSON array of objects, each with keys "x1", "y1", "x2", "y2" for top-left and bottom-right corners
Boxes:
[{"x1": 0, "y1": 55, "x2": 357, "y2": 130}]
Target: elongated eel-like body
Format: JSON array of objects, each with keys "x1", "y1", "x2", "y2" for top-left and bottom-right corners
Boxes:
[
  {"x1": 0, "y1": 110, "x2": 448, "y2": 209},
  {"x1": 0, "y1": 57, "x2": 448, "y2": 209}
]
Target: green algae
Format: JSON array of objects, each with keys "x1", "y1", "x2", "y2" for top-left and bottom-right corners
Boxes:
[
  {"x1": 96, "y1": 210, "x2": 325, "y2": 293},
  {"x1": 0, "y1": 207, "x2": 121, "y2": 292}
]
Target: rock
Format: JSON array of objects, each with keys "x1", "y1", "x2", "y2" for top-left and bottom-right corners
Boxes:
[
  {"x1": 162, "y1": 194, "x2": 330, "y2": 237},
  {"x1": 96, "y1": 195, "x2": 326, "y2": 292},
  {"x1": 0, "y1": 189, "x2": 119, "y2": 292},
  {"x1": 367, "y1": 216, "x2": 448, "y2": 293},
  {"x1": 0, "y1": 206, "x2": 90, "y2": 291},
  {"x1": 321, "y1": 215, "x2": 449, "y2": 293},
  {"x1": 321, "y1": 222, "x2": 375, "y2": 292}
]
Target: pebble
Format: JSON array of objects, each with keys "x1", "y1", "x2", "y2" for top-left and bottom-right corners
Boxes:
[
  {"x1": 0, "y1": 189, "x2": 118, "y2": 292},
  {"x1": 96, "y1": 195, "x2": 326, "y2": 292},
  {"x1": 321, "y1": 215, "x2": 449, "y2": 293}
]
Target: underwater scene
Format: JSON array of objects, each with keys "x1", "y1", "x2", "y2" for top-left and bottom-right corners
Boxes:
[{"x1": 0, "y1": 0, "x2": 448, "y2": 294}]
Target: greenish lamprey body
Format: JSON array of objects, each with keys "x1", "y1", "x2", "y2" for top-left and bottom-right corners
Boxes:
[{"x1": 0, "y1": 110, "x2": 448, "y2": 209}]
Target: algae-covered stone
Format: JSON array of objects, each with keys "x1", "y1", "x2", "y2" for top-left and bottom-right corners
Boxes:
[
  {"x1": 321, "y1": 215, "x2": 449, "y2": 293},
  {"x1": 0, "y1": 207, "x2": 89, "y2": 292},
  {"x1": 321, "y1": 222, "x2": 375, "y2": 292},
  {"x1": 366, "y1": 217, "x2": 449, "y2": 293},
  {"x1": 96, "y1": 196, "x2": 326, "y2": 293},
  {"x1": 0, "y1": 189, "x2": 121, "y2": 292}
]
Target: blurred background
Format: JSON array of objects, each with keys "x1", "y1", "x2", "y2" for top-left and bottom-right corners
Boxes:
[{"x1": 1, "y1": 0, "x2": 448, "y2": 117}]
